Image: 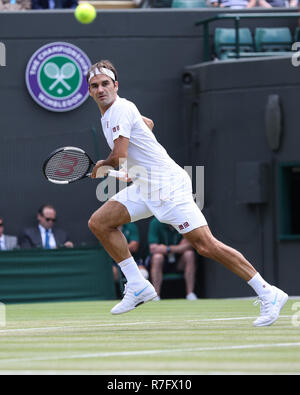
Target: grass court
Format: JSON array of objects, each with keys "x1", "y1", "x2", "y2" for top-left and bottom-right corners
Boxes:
[{"x1": 0, "y1": 297, "x2": 299, "y2": 375}]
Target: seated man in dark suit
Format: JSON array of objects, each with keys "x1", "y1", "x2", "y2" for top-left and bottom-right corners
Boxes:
[
  {"x1": 0, "y1": 216, "x2": 19, "y2": 251},
  {"x1": 19, "y1": 204, "x2": 74, "y2": 249}
]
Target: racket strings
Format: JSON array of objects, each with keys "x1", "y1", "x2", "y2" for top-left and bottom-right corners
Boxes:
[{"x1": 44, "y1": 150, "x2": 91, "y2": 182}]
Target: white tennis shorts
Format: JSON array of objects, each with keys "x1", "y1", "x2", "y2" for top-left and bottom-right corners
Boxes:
[{"x1": 110, "y1": 174, "x2": 207, "y2": 234}]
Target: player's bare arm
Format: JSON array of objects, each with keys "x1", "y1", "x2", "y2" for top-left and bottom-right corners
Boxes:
[
  {"x1": 91, "y1": 136, "x2": 129, "y2": 178},
  {"x1": 142, "y1": 116, "x2": 154, "y2": 131}
]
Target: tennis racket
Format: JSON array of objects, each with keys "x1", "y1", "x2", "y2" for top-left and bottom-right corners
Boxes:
[{"x1": 43, "y1": 146, "x2": 124, "y2": 184}]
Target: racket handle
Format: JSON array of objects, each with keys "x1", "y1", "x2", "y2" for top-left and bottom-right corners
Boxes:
[
  {"x1": 107, "y1": 170, "x2": 125, "y2": 178},
  {"x1": 89, "y1": 169, "x2": 128, "y2": 179}
]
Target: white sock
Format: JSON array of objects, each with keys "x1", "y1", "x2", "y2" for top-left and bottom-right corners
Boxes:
[
  {"x1": 248, "y1": 272, "x2": 273, "y2": 297},
  {"x1": 118, "y1": 257, "x2": 146, "y2": 287}
]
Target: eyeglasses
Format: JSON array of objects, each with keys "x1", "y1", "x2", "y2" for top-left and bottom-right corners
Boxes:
[{"x1": 41, "y1": 213, "x2": 56, "y2": 222}]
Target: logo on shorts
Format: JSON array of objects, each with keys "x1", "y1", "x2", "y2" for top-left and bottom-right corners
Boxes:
[
  {"x1": 25, "y1": 42, "x2": 91, "y2": 112},
  {"x1": 179, "y1": 222, "x2": 190, "y2": 231}
]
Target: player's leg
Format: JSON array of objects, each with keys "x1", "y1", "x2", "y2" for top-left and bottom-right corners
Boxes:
[
  {"x1": 183, "y1": 225, "x2": 256, "y2": 282},
  {"x1": 89, "y1": 184, "x2": 157, "y2": 314},
  {"x1": 177, "y1": 250, "x2": 197, "y2": 299},
  {"x1": 89, "y1": 199, "x2": 147, "y2": 288},
  {"x1": 88, "y1": 199, "x2": 131, "y2": 263},
  {"x1": 89, "y1": 197, "x2": 147, "y2": 286},
  {"x1": 151, "y1": 187, "x2": 288, "y2": 326},
  {"x1": 183, "y1": 225, "x2": 288, "y2": 326},
  {"x1": 150, "y1": 253, "x2": 164, "y2": 297}
]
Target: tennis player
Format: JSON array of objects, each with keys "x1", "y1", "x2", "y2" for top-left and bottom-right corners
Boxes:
[{"x1": 87, "y1": 60, "x2": 288, "y2": 326}]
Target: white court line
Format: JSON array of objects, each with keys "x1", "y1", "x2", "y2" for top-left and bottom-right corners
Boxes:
[
  {"x1": 0, "y1": 315, "x2": 292, "y2": 334},
  {"x1": 0, "y1": 370, "x2": 223, "y2": 375},
  {"x1": 0, "y1": 321, "x2": 157, "y2": 334},
  {"x1": 0, "y1": 342, "x2": 300, "y2": 365},
  {"x1": 186, "y1": 315, "x2": 292, "y2": 322}
]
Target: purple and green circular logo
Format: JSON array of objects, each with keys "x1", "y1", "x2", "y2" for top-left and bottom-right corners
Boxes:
[{"x1": 25, "y1": 42, "x2": 91, "y2": 112}]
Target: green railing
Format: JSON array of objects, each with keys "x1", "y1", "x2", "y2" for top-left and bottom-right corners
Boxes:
[
  {"x1": 196, "y1": 12, "x2": 300, "y2": 61},
  {"x1": 0, "y1": 246, "x2": 116, "y2": 303}
]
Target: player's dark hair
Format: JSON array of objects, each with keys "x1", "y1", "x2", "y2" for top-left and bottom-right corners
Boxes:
[{"x1": 87, "y1": 60, "x2": 118, "y2": 84}]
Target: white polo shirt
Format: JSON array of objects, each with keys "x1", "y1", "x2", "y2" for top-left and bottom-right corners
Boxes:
[{"x1": 101, "y1": 96, "x2": 187, "y2": 197}]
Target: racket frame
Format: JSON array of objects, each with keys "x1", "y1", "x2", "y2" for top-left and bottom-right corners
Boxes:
[
  {"x1": 43, "y1": 146, "x2": 124, "y2": 184},
  {"x1": 42, "y1": 146, "x2": 94, "y2": 185}
]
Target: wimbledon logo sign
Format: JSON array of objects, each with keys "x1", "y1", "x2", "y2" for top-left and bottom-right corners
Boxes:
[{"x1": 25, "y1": 42, "x2": 91, "y2": 112}]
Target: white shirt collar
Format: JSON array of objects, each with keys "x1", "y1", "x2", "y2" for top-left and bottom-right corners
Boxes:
[
  {"x1": 101, "y1": 95, "x2": 119, "y2": 119},
  {"x1": 38, "y1": 224, "x2": 52, "y2": 233}
]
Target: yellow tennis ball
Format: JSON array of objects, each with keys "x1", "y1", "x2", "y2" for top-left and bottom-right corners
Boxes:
[{"x1": 75, "y1": 3, "x2": 97, "y2": 24}]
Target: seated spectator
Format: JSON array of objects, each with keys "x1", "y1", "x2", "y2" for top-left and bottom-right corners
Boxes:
[
  {"x1": 0, "y1": 0, "x2": 31, "y2": 10},
  {"x1": 112, "y1": 223, "x2": 148, "y2": 284},
  {"x1": 148, "y1": 218, "x2": 198, "y2": 300},
  {"x1": 210, "y1": 0, "x2": 256, "y2": 8},
  {"x1": 0, "y1": 217, "x2": 18, "y2": 251},
  {"x1": 19, "y1": 204, "x2": 74, "y2": 249},
  {"x1": 258, "y1": 0, "x2": 297, "y2": 7},
  {"x1": 31, "y1": 0, "x2": 77, "y2": 9}
]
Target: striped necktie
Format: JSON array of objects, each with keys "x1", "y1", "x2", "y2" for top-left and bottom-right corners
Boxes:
[{"x1": 45, "y1": 229, "x2": 50, "y2": 249}]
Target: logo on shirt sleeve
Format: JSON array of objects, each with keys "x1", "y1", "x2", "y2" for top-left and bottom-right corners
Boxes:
[{"x1": 113, "y1": 125, "x2": 120, "y2": 133}]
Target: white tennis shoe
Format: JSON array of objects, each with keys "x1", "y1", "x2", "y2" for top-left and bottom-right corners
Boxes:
[
  {"x1": 111, "y1": 280, "x2": 158, "y2": 315},
  {"x1": 186, "y1": 292, "x2": 198, "y2": 301},
  {"x1": 253, "y1": 286, "x2": 288, "y2": 327}
]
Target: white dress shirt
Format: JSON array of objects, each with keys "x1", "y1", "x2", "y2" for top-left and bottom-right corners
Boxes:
[
  {"x1": 38, "y1": 225, "x2": 57, "y2": 249},
  {"x1": 0, "y1": 235, "x2": 6, "y2": 251}
]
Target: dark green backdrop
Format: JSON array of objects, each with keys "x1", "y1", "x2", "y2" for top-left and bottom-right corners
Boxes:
[{"x1": 0, "y1": 247, "x2": 116, "y2": 303}]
